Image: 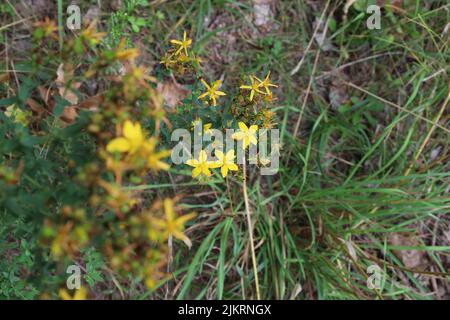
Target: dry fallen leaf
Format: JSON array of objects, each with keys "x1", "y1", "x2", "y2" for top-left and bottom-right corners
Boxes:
[
  {"x1": 252, "y1": 0, "x2": 275, "y2": 33},
  {"x1": 78, "y1": 95, "x2": 103, "y2": 112},
  {"x1": 60, "y1": 106, "x2": 78, "y2": 123},
  {"x1": 389, "y1": 233, "x2": 427, "y2": 269},
  {"x1": 26, "y1": 98, "x2": 45, "y2": 115},
  {"x1": 156, "y1": 79, "x2": 190, "y2": 109},
  {"x1": 56, "y1": 63, "x2": 81, "y2": 105}
]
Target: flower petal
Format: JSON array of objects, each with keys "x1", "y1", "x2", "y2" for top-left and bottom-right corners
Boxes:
[
  {"x1": 192, "y1": 167, "x2": 202, "y2": 178},
  {"x1": 208, "y1": 161, "x2": 222, "y2": 169},
  {"x1": 186, "y1": 159, "x2": 199, "y2": 167},
  {"x1": 106, "y1": 138, "x2": 131, "y2": 153},
  {"x1": 221, "y1": 166, "x2": 228, "y2": 178},
  {"x1": 200, "y1": 79, "x2": 210, "y2": 89},
  {"x1": 225, "y1": 150, "x2": 235, "y2": 161},
  {"x1": 238, "y1": 122, "x2": 248, "y2": 132},
  {"x1": 199, "y1": 150, "x2": 207, "y2": 162},
  {"x1": 215, "y1": 150, "x2": 224, "y2": 161},
  {"x1": 156, "y1": 160, "x2": 170, "y2": 171},
  {"x1": 123, "y1": 121, "x2": 143, "y2": 144},
  {"x1": 198, "y1": 92, "x2": 209, "y2": 100},
  {"x1": 164, "y1": 198, "x2": 175, "y2": 221},
  {"x1": 202, "y1": 167, "x2": 212, "y2": 176}
]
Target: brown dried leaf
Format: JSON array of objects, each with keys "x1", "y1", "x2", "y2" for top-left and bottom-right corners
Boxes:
[
  {"x1": 56, "y1": 64, "x2": 81, "y2": 105},
  {"x1": 60, "y1": 106, "x2": 78, "y2": 124},
  {"x1": 389, "y1": 233, "x2": 427, "y2": 269},
  {"x1": 26, "y1": 98, "x2": 45, "y2": 115},
  {"x1": 38, "y1": 86, "x2": 51, "y2": 107},
  {"x1": 156, "y1": 79, "x2": 190, "y2": 109},
  {"x1": 78, "y1": 95, "x2": 103, "y2": 111},
  {"x1": 252, "y1": 0, "x2": 276, "y2": 33}
]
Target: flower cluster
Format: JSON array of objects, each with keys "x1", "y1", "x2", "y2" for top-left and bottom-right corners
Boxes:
[
  {"x1": 240, "y1": 72, "x2": 278, "y2": 102},
  {"x1": 24, "y1": 25, "x2": 279, "y2": 299},
  {"x1": 185, "y1": 122, "x2": 259, "y2": 179},
  {"x1": 22, "y1": 21, "x2": 199, "y2": 298},
  {"x1": 160, "y1": 31, "x2": 201, "y2": 74}
]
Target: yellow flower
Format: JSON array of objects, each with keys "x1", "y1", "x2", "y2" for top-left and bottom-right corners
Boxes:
[
  {"x1": 186, "y1": 150, "x2": 218, "y2": 178},
  {"x1": 198, "y1": 79, "x2": 226, "y2": 106},
  {"x1": 214, "y1": 150, "x2": 238, "y2": 178},
  {"x1": 232, "y1": 122, "x2": 258, "y2": 150},
  {"x1": 114, "y1": 39, "x2": 139, "y2": 62},
  {"x1": 107, "y1": 120, "x2": 144, "y2": 154},
  {"x1": 59, "y1": 287, "x2": 88, "y2": 300},
  {"x1": 150, "y1": 198, "x2": 196, "y2": 247},
  {"x1": 254, "y1": 71, "x2": 278, "y2": 95},
  {"x1": 170, "y1": 31, "x2": 192, "y2": 56},
  {"x1": 240, "y1": 76, "x2": 265, "y2": 101},
  {"x1": 159, "y1": 53, "x2": 176, "y2": 68},
  {"x1": 34, "y1": 17, "x2": 58, "y2": 39},
  {"x1": 81, "y1": 21, "x2": 106, "y2": 45},
  {"x1": 203, "y1": 123, "x2": 213, "y2": 135},
  {"x1": 5, "y1": 105, "x2": 31, "y2": 126},
  {"x1": 144, "y1": 138, "x2": 171, "y2": 171}
]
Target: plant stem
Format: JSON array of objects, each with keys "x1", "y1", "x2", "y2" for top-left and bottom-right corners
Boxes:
[{"x1": 242, "y1": 152, "x2": 261, "y2": 300}]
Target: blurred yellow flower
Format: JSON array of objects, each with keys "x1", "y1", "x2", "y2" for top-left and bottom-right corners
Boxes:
[
  {"x1": 214, "y1": 150, "x2": 238, "y2": 178},
  {"x1": 59, "y1": 287, "x2": 88, "y2": 300},
  {"x1": 34, "y1": 17, "x2": 58, "y2": 39},
  {"x1": 150, "y1": 198, "x2": 196, "y2": 247},
  {"x1": 114, "y1": 39, "x2": 139, "y2": 61},
  {"x1": 81, "y1": 21, "x2": 106, "y2": 45},
  {"x1": 232, "y1": 122, "x2": 258, "y2": 150},
  {"x1": 159, "y1": 53, "x2": 176, "y2": 68},
  {"x1": 107, "y1": 120, "x2": 144, "y2": 154},
  {"x1": 186, "y1": 150, "x2": 218, "y2": 178},
  {"x1": 144, "y1": 138, "x2": 171, "y2": 171},
  {"x1": 170, "y1": 31, "x2": 192, "y2": 56},
  {"x1": 5, "y1": 105, "x2": 31, "y2": 126},
  {"x1": 240, "y1": 76, "x2": 265, "y2": 101},
  {"x1": 198, "y1": 79, "x2": 226, "y2": 106}
]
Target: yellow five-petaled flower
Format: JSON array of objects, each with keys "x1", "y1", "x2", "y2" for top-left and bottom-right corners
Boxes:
[
  {"x1": 186, "y1": 150, "x2": 218, "y2": 178},
  {"x1": 106, "y1": 120, "x2": 170, "y2": 171},
  {"x1": 254, "y1": 71, "x2": 278, "y2": 95},
  {"x1": 150, "y1": 198, "x2": 196, "y2": 247},
  {"x1": 170, "y1": 31, "x2": 192, "y2": 56},
  {"x1": 198, "y1": 79, "x2": 226, "y2": 106},
  {"x1": 214, "y1": 150, "x2": 238, "y2": 178},
  {"x1": 240, "y1": 71, "x2": 278, "y2": 101},
  {"x1": 240, "y1": 76, "x2": 265, "y2": 101},
  {"x1": 232, "y1": 122, "x2": 258, "y2": 150},
  {"x1": 107, "y1": 120, "x2": 144, "y2": 154}
]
